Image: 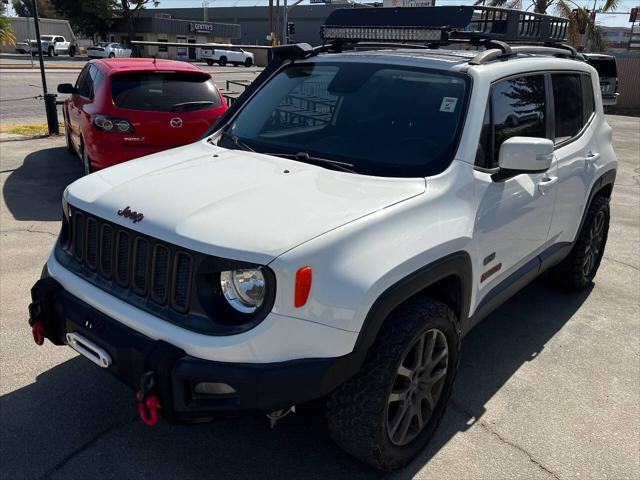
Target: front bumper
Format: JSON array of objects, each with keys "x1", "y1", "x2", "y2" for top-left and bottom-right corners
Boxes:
[{"x1": 29, "y1": 276, "x2": 361, "y2": 423}]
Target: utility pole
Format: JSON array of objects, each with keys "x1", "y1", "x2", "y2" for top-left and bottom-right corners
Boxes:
[
  {"x1": 269, "y1": 0, "x2": 274, "y2": 45},
  {"x1": 282, "y1": 0, "x2": 288, "y2": 45},
  {"x1": 32, "y1": 0, "x2": 59, "y2": 135}
]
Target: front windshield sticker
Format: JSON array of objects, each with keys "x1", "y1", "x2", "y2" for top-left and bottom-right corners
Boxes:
[{"x1": 440, "y1": 97, "x2": 458, "y2": 113}]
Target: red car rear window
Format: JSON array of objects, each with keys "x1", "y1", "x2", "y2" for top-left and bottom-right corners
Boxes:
[{"x1": 111, "y1": 72, "x2": 222, "y2": 112}]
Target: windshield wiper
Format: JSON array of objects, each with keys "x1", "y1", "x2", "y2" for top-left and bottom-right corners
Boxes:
[
  {"x1": 216, "y1": 131, "x2": 255, "y2": 152},
  {"x1": 264, "y1": 151, "x2": 355, "y2": 173},
  {"x1": 171, "y1": 100, "x2": 214, "y2": 112}
]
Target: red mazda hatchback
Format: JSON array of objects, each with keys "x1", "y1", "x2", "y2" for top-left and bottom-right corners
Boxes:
[{"x1": 58, "y1": 58, "x2": 228, "y2": 174}]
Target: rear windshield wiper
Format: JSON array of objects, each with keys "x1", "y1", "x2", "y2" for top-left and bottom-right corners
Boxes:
[
  {"x1": 263, "y1": 151, "x2": 355, "y2": 173},
  {"x1": 171, "y1": 100, "x2": 214, "y2": 112},
  {"x1": 215, "y1": 131, "x2": 255, "y2": 152}
]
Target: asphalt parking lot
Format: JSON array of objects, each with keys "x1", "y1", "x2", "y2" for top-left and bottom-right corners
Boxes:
[
  {"x1": 0, "y1": 56, "x2": 263, "y2": 125},
  {"x1": 0, "y1": 115, "x2": 638, "y2": 480}
]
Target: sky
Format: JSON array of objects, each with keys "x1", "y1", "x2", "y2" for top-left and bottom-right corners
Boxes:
[{"x1": 154, "y1": 0, "x2": 639, "y2": 27}]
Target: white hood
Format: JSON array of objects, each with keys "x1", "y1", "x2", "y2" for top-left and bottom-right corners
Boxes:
[{"x1": 66, "y1": 141, "x2": 426, "y2": 264}]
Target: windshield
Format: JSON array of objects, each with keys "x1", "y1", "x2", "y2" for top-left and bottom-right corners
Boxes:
[
  {"x1": 220, "y1": 62, "x2": 469, "y2": 177},
  {"x1": 111, "y1": 72, "x2": 222, "y2": 112}
]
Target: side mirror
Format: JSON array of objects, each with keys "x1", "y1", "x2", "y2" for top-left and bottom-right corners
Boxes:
[
  {"x1": 57, "y1": 83, "x2": 76, "y2": 94},
  {"x1": 498, "y1": 137, "x2": 554, "y2": 173}
]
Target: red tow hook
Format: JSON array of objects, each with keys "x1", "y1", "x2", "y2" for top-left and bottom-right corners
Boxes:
[
  {"x1": 136, "y1": 391, "x2": 162, "y2": 426},
  {"x1": 31, "y1": 321, "x2": 45, "y2": 346}
]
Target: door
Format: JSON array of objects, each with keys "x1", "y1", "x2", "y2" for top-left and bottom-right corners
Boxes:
[
  {"x1": 547, "y1": 72, "x2": 597, "y2": 245},
  {"x1": 472, "y1": 74, "x2": 558, "y2": 304},
  {"x1": 68, "y1": 65, "x2": 92, "y2": 149}
]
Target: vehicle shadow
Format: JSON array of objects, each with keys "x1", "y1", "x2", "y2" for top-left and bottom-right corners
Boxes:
[
  {"x1": 0, "y1": 276, "x2": 591, "y2": 479},
  {"x1": 2, "y1": 146, "x2": 81, "y2": 221}
]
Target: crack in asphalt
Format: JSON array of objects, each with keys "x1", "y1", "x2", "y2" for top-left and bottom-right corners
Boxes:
[
  {"x1": 604, "y1": 256, "x2": 640, "y2": 272},
  {"x1": 40, "y1": 416, "x2": 137, "y2": 480},
  {"x1": 0, "y1": 227, "x2": 56, "y2": 237},
  {"x1": 450, "y1": 401, "x2": 562, "y2": 480}
]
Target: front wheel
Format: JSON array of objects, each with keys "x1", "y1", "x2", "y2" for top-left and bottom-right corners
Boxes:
[
  {"x1": 326, "y1": 297, "x2": 460, "y2": 471},
  {"x1": 218, "y1": 56, "x2": 227, "y2": 66},
  {"x1": 552, "y1": 195, "x2": 610, "y2": 290},
  {"x1": 81, "y1": 141, "x2": 92, "y2": 175},
  {"x1": 65, "y1": 125, "x2": 74, "y2": 154},
  {"x1": 108, "y1": 52, "x2": 115, "y2": 58},
  {"x1": 244, "y1": 57, "x2": 253, "y2": 67}
]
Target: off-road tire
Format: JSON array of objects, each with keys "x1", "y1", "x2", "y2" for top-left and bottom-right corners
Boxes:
[
  {"x1": 326, "y1": 297, "x2": 460, "y2": 471},
  {"x1": 81, "y1": 140, "x2": 92, "y2": 175},
  {"x1": 65, "y1": 126, "x2": 74, "y2": 154},
  {"x1": 553, "y1": 194, "x2": 610, "y2": 290}
]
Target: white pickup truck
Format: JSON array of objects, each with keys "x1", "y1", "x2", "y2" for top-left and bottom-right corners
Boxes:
[
  {"x1": 17, "y1": 35, "x2": 77, "y2": 57},
  {"x1": 201, "y1": 46, "x2": 254, "y2": 67}
]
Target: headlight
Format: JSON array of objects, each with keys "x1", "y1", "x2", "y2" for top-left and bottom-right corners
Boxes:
[
  {"x1": 220, "y1": 269, "x2": 266, "y2": 313},
  {"x1": 62, "y1": 187, "x2": 70, "y2": 218}
]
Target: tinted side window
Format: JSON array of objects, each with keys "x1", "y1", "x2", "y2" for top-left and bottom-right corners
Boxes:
[
  {"x1": 552, "y1": 73, "x2": 582, "y2": 144},
  {"x1": 582, "y1": 74, "x2": 595, "y2": 124},
  {"x1": 89, "y1": 65, "x2": 104, "y2": 94},
  {"x1": 476, "y1": 99, "x2": 493, "y2": 168},
  {"x1": 74, "y1": 66, "x2": 90, "y2": 96},
  {"x1": 492, "y1": 75, "x2": 546, "y2": 166}
]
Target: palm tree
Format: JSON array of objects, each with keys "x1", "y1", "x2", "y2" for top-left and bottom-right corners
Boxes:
[
  {"x1": 474, "y1": 0, "x2": 619, "y2": 52},
  {"x1": 0, "y1": 3, "x2": 17, "y2": 47}
]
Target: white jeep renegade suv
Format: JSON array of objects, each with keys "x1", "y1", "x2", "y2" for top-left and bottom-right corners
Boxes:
[{"x1": 29, "y1": 7, "x2": 617, "y2": 471}]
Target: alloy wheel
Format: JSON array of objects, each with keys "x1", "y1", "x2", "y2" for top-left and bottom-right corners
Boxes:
[
  {"x1": 386, "y1": 328, "x2": 449, "y2": 446},
  {"x1": 582, "y1": 210, "x2": 605, "y2": 277}
]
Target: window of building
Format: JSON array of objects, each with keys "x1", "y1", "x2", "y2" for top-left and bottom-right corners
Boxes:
[
  {"x1": 158, "y1": 38, "x2": 168, "y2": 53},
  {"x1": 552, "y1": 73, "x2": 583, "y2": 144}
]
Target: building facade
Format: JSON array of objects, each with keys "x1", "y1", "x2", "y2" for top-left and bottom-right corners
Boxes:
[
  {"x1": 139, "y1": 4, "x2": 369, "y2": 47},
  {"x1": 107, "y1": 16, "x2": 241, "y2": 60}
]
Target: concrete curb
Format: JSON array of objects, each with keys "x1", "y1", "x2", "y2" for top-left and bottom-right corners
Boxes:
[{"x1": 0, "y1": 64, "x2": 83, "y2": 70}]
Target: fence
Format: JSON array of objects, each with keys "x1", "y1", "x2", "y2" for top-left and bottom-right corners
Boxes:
[{"x1": 608, "y1": 53, "x2": 640, "y2": 115}]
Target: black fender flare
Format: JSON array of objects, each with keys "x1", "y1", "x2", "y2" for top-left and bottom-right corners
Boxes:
[
  {"x1": 353, "y1": 251, "x2": 473, "y2": 358},
  {"x1": 575, "y1": 168, "x2": 616, "y2": 241}
]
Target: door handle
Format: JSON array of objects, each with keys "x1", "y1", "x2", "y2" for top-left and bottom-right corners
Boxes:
[
  {"x1": 586, "y1": 151, "x2": 601, "y2": 162},
  {"x1": 537, "y1": 176, "x2": 558, "y2": 195}
]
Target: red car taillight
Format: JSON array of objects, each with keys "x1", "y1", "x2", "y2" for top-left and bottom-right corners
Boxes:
[{"x1": 93, "y1": 115, "x2": 134, "y2": 133}]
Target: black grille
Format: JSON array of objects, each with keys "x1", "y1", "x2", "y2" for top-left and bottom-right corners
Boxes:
[{"x1": 66, "y1": 207, "x2": 193, "y2": 312}]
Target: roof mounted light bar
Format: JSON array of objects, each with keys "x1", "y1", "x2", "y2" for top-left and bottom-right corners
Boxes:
[{"x1": 321, "y1": 6, "x2": 569, "y2": 46}]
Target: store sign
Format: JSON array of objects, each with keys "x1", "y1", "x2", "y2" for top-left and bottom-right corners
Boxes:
[
  {"x1": 383, "y1": 0, "x2": 435, "y2": 7},
  {"x1": 189, "y1": 22, "x2": 214, "y2": 33}
]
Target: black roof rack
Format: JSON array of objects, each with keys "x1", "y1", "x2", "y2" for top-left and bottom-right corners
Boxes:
[{"x1": 319, "y1": 6, "x2": 580, "y2": 64}]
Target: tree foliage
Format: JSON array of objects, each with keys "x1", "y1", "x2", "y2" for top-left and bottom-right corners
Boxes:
[
  {"x1": 12, "y1": 0, "x2": 60, "y2": 19},
  {"x1": 1, "y1": 3, "x2": 17, "y2": 46},
  {"x1": 474, "y1": 0, "x2": 619, "y2": 52},
  {"x1": 51, "y1": 0, "x2": 118, "y2": 37}
]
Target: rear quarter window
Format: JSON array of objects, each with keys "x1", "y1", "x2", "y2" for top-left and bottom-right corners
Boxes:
[{"x1": 110, "y1": 72, "x2": 222, "y2": 112}]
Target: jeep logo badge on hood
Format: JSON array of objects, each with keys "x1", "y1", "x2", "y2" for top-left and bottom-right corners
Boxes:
[{"x1": 117, "y1": 206, "x2": 144, "y2": 224}]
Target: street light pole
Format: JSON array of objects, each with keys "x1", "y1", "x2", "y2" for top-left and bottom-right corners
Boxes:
[{"x1": 31, "y1": 0, "x2": 59, "y2": 135}]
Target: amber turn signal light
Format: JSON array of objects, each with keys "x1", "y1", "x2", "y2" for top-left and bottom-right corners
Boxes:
[{"x1": 294, "y1": 266, "x2": 312, "y2": 308}]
